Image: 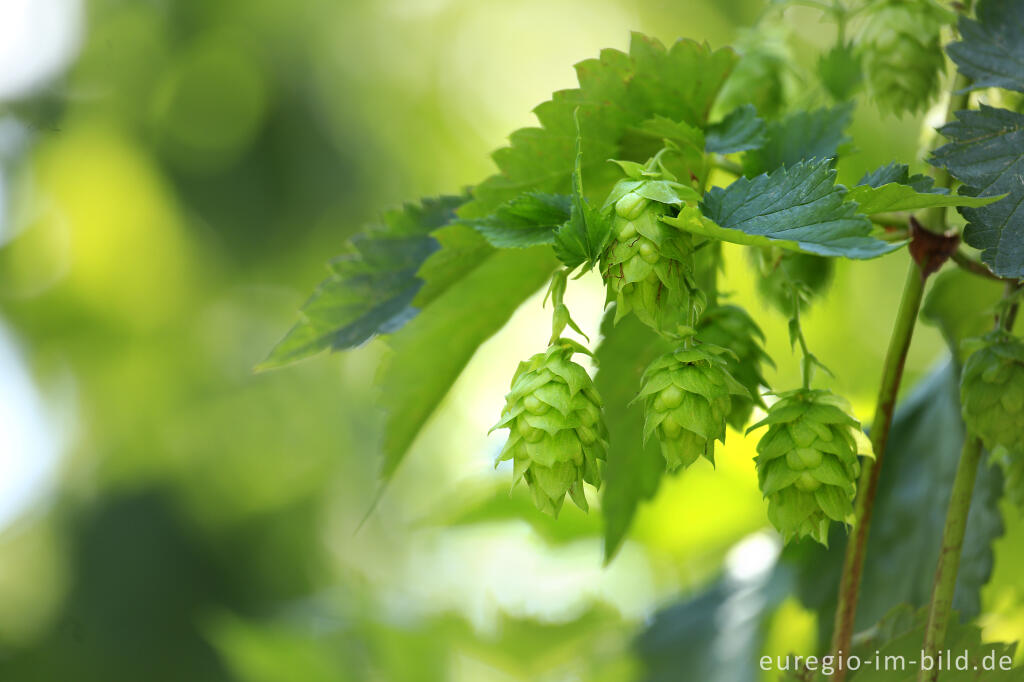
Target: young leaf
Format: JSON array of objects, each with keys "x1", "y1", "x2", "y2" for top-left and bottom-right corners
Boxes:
[
  {"x1": 460, "y1": 34, "x2": 737, "y2": 219},
  {"x1": 742, "y1": 104, "x2": 853, "y2": 176},
  {"x1": 930, "y1": 105, "x2": 1024, "y2": 278},
  {"x1": 946, "y1": 0, "x2": 1024, "y2": 94},
  {"x1": 846, "y1": 183, "x2": 1001, "y2": 215},
  {"x1": 817, "y1": 42, "x2": 863, "y2": 101},
  {"x1": 596, "y1": 312, "x2": 672, "y2": 562},
  {"x1": 705, "y1": 104, "x2": 766, "y2": 155},
  {"x1": 692, "y1": 160, "x2": 900, "y2": 259},
  {"x1": 552, "y1": 115, "x2": 612, "y2": 270},
  {"x1": 260, "y1": 195, "x2": 463, "y2": 369},
  {"x1": 858, "y1": 161, "x2": 943, "y2": 193},
  {"x1": 632, "y1": 115, "x2": 705, "y2": 155},
  {"x1": 461, "y1": 193, "x2": 571, "y2": 248},
  {"x1": 378, "y1": 246, "x2": 559, "y2": 480}
]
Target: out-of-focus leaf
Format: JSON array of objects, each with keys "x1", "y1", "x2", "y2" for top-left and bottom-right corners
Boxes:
[
  {"x1": 461, "y1": 33, "x2": 737, "y2": 218},
  {"x1": 461, "y1": 193, "x2": 571, "y2": 248},
  {"x1": 930, "y1": 106, "x2": 1024, "y2": 278},
  {"x1": 633, "y1": 115, "x2": 705, "y2": 154},
  {"x1": 378, "y1": 247, "x2": 559, "y2": 480},
  {"x1": 596, "y1": 312, "x2": 672, "y2": 562},
  {"x1": 947, "y1": 0, "x2": 1024, "y2": 94},
  {"x1": 788, "y1": 363, "x2": 1004, "y2": 647},
  {"x1": 817, "y1": 43, "x2": 863, "y2": 101},
  {"x1": 261, "y1": 195, "x2": 463, "y2": 369},
  {"x1": 705, "y1": 105, "x2": 766, "y2": 155},
  {"x1": 412, "y1": 224, "x2": 494, "y2": 307},
  {"x1": 846, "y1": 183, "x2": 1000, "y2": 215},
  {"x1": 742, "y1": 104, "x2": 853, "y2": 176},
  {"x1": 636, "y1": 537, "x2": 793, "y2": 682},
  {"x1": 921, "y1": 267, "x2": 1005, "y2": 358},
  {"x1": 693, "y1": 160, "x2": 899, "y2": 259}
]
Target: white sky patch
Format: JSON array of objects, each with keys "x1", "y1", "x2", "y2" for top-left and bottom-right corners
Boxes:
[
  {"x1": 0, "y1": 0, "x2": 83, "y2": 102},
  {"x1": 0, "y1": 323, "x2": 63, "y2": 530}
]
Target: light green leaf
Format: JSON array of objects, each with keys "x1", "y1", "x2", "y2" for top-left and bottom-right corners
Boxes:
[
  {"x1": 692, "y1": 160, "x2": 900, "y2": 259},
  {"x1": 461, "y1": 33, "x2": 737, "y2": 218},
  {"x1": 846, "y1": 183, "x2": 1001, "y2": 215},
  {"x1": 378, "y1": 247, "x2": 559, "y2": 480}
]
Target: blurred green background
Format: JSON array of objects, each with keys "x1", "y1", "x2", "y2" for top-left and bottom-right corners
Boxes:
[{"x1": 1, "y1": 0, "x2": 1023, "y2": 680}]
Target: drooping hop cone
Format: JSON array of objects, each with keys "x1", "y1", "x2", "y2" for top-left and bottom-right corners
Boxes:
[
  {"x1": 857, "y1": 0, "x2": 947, "y2": 115},
  {"x1": 491, "y1": 339, "x2": 607, "y2": 516},
  {"x1": 749, "y1": 389, "x2": 872, "y2": 546},
  {"x1": 697, "y1": 305, "x2": 773, "y2": 431},
  {"x1": 600, "y1": 194, "x2": 703, "y2": 334},
  {"x1": 636, "y1": 344, "x2": 751, "y2": 471},
  {"x1": 961, "y1": 332, "x2": 1024, "y2": 454}
]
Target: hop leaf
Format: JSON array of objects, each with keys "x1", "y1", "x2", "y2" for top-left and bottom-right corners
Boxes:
[
  {"x1": 961, "y1": 331, "x2": 1024, "y2": 454},
  {"x1": 599, "y1": 164, "x2": 706, "y2": 333},
  {"x1": 636, "y1": 343, "x2": 750, "y2": 471},
  {"x1": 749, "y1": 389, "x2": 871, "y2": 545},
  {"x1": 697, "y1": 305, "x2": 774, "y2": 431},
  {"x1": 857, "y1": 0, "x2": 950, "y2": 115},
  {"x1": 492, "y1": 340, "x2": 607, "y2": 516}
]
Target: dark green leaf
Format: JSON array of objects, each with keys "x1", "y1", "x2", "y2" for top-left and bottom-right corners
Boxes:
[
  {"x1": 693, "y1": 160, "x2": 899, "y2": 259},
  {"x1": 858, "y1": 162, "x2": 942, "y2": 193},
  {"x1": 596, "y1": 312, "x2": 672, "y2": 562},
  {"x1": 742, "y1": 104, "x2": 853, "y2": 176},
  {"x1": 413, "y1": 224, "x2": 493, "y2": 307},
  {"x1": 930, "y1": 106, "x2": 1024, "y2": 278},
  {"x1": 705, "y1": 105, "x2": 766, "y2": 155},
  {"x1": 636, "y1": 550, "x2": 793, "y2": 682},
  {"x1": 460, "y1": 34, "x2": 737, "y2": 218},
  {"x1": 947, "y1": 0, "x2": 1024, "y2": 94},
  {"x1": 788, "y1": 363, "x2": 1004, "y2": 648},
  {"x1": 462, "y1": 193, "x2": 571, "y2": 248},
  {"x1": 379, "y1": 247, "x2": 559, "y2": 480},
  {"x1": 260, "y1": 195, "x2": 463, "y2": 369}
]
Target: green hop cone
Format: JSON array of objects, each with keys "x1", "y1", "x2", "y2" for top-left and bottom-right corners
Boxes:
[
  {"x1": 749, "y1": 389, "x2": 872, "y2": 545},
  {"x1": 492, "y1": 339, "x2": 607, "y2": 516},
  {"x1": 697, "y1": 305, "x2": 773, "y2": 431},
  {"x1": 961, "y1": 331, "x2": 1024, "y2": 454},
  {"x1": 750, "y1": 247, "x2": 834, "y2": 314},
  {"x1": 636, "y1": 342, "x2": 751, "y2": 471},
  {"x1": 600, "y1": 192, "x2": 705, "y2": 334},
  {"x1": 857, "y1": 0, "x2": 948, "y2": 116}
]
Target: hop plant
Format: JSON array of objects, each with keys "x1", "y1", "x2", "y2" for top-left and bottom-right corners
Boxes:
[
  {"x1": 492, "y1": 339, "x2": 607, "y2": 516},
  {"x1": 750, "y1": 389, "x2": 871, "y2": 545},
  {"x1": 857, "y1": 0, "x2": 948, "y2": 115},
  {"x1": 960, "y1": 331, "x2": 1024, "y2": 454},
  {"x1": 697, "y1": 305, "x2": 773, "y2": 431},
  {"x1": 636, "y1": 341, "x2": 750, "y2": 471},
  {"x1": 600, "y1": 163, "x2": 705, "y2": 334}
]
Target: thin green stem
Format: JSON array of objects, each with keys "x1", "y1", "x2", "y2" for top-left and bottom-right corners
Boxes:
[
  {"x1": 790, "y1": 296, "x2": 814, "y2": 390},
  {"x1": 830, "y1": 262, "x2": 926, "y2": 681},
  {"x1": 917, "y1": 437, "x2": 984, "y2": 682}
]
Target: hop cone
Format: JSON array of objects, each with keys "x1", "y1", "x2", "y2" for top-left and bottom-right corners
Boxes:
[
  {"x1": 961, "y1": 332, "x2": 1024, "y2": 454},
  {"x1": 750, "y1": 389, "x2": 871, "y2": 545},
  {"x1": 697, "y1": 305, "x2": 773, "y2": 431},
  {"x1": 492, "y1": 339, "x2": 606, "y2": 516},
  {"x1": 858, "y1": 1, "x2": 947, "y2": 115},
  {"x1": 636, "y1": 343, "x2": 750, "y2": 471},
  {"x1": 600, "y1": 190, "x2": 704, "y2": 334}
]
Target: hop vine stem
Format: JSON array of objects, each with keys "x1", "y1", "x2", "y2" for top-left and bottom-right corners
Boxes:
[{"x1": 829, "y1": 29, "x2": 975, "y2": 676}]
